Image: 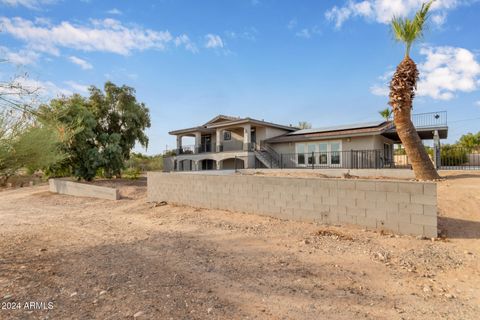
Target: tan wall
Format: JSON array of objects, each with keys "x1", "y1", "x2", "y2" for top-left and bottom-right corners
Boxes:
[
  {"x1": 49, "y1": 179, "x2": 120, "y2": 200},
  {"x1": 148, "y1": 172, "x2": 437, "y2": 237},
  {"x1": 222, "y1": 128, "x2": 244, "y2": 151}
]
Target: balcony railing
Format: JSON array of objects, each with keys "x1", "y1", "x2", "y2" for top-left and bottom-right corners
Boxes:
[
  {"x1": 175, "y1": 142, "x2": 256, "y2": 155},
  {"x1": 411, "y1": 111, "x2": 447, "y2": 128}
]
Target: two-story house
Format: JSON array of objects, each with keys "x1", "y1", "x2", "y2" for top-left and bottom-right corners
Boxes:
[{"x1": 165, "y1": 112, "x2": 448, "y2": 171}]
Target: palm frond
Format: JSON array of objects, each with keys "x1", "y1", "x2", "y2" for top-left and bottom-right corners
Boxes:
[{"x1": 390, "y1": 1, "x2": 435, "y2": 57}]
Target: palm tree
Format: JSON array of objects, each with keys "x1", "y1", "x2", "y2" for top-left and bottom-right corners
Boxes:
[
  {"x1": 378, "y1": 107, "x2": 393, "y2": 121},
  {"x1": 389, "y1": 1, "x2": 440, "y2": 180}
]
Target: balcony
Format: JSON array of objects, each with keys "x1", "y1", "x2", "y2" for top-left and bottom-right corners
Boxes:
[
  {"x1": 175, "y1": 142, "x2": 256, "y2": 155},
  {"x1": 411, "y1": 111, "x2": 447, "y2": 128}
]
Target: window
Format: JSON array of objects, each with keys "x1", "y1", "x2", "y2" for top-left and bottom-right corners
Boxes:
[
  {"x1": 296, "y1": 144, "x2": 305, "y2": 165},
  {"x1": 319, "y1": 143, "x2": 328, "y2": 165},
  {"x1": 223, "y1": 131, "x2": 231, "y2": 141},
  {"x1": 331, "y1": 142, "x2": 341, "y2": 165}
]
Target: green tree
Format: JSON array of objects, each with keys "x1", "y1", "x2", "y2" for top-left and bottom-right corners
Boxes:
[
  {"x1": 458, "y1": 132, "x2": 480, "y2": 152},
  {"x1": 388, "y1": 1, "x2": 440, "y2": 180},
  {"x1": 0, "y1": 110, "x2": 65, "y2": 184},
  {"x1": 378, "y1": 107, "x2": 393, "y2": 121},
  {"x1": 298, "y1": 121, "x2": 312, "y2": 129},
  {"x1": 40, "y1": 82, "x2": 151, "y2": 181}
]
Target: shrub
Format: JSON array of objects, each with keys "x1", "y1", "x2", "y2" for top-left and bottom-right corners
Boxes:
[{"x1": 441, "y1": 145, "x2": 468, "y2": 166}]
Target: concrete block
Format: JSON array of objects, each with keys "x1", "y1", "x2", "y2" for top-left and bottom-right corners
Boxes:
[
  {"x1": 423, "y1": 205, "x2": 437, "y2": 216},
  {"x1": 356, "y1": 198, "x2": 376, "y2": 209},
  {"x1": 423, "y1": 183, "x2": 437, "y2": 196},
  {"x1": 411, "y1": 194, "x2": 436, "y2": 206},
  {"x1": 387, "y1": 212, "x2": 410, "y2": 224},
  {"x1": 411, "y1": 214, "x2": 437, "y2": 227},
  {"x1": 423, "y1": 225, "x2": 438, "y2": 238},
  {"x1": 356, "y1": 181, "x2": 376, "y2": 191},
  {"x1": 338, "y1": 197, "x2": 356, "y2": 208},
  {"x1": 399, "y1": 203, "x2": 424, "y2": 215},
  {"x1": 399, "y1": 222, "x2": 424, "y2": 236},
  {"x1": 375, "y1": 181, "x2": 398, "y2": 192},
  {"x1": 398, "y1": 183, "x2": 424, "y2": 194},
  {"x1": 50, "y1": 179, "x2": 119, "y2": 200},
  {"x1": 378, "y1": 220, "x2": 399, "y2": 233},
  {"x1": 347, "y1": 207, "x2": 366, "y2": 217},
  {"x1": 386, "y1": 192, "x2": 411, "y2": 204},
  {"x1": 365, "y1": 191, "x2": 387, "y2": 202},
  {"x1": 337, "y1": 180, "x2": 356, "y2": 189},
  {"x1": 366, "y1": 207, "x2": 387, "y2": 220},
  {"x1": 322, "y1": 196, "x2": 338, "y2": 206},
  {"x1": 356, "y1": 216, "x2": 378, "y2": 228}
]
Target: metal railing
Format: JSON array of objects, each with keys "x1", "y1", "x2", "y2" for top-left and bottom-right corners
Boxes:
[
  {"x1": 412, "y1": 111, "x2": 447, "y2": 128},
  {"x1": 440, "y1": 147, "x2": 480, "y2": 170},
  {"x1": 264, "y1": 150, "x2": 410, "y2": 170}
]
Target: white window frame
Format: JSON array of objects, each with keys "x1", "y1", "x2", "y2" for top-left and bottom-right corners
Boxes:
[{"x1": 295, "y1": 140, "x2": 343, "y2": 167}]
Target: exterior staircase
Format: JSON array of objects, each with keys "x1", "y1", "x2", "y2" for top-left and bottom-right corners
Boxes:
[{"x1": 255, "y1": 144, "x2": 281, "y2": 169}]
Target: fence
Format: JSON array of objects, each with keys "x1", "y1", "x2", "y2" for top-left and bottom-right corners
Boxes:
[
  {"x1": 260, "y1": 150, "x2": 409, "y2": 170},
  {"x1": 440, "y1": 148, "x2": 480, "y2": 170}
]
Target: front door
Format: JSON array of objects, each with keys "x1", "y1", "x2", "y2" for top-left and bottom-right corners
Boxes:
[{"x1": 201, "y1": 135, "x2": 212, "y2": 153}]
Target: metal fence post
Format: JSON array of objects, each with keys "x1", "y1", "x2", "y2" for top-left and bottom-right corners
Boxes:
[
  {"x1": 311, "y1": 152, "x2": 314, "y2": 170},
  {"x1": 280, "y1": 154, "x2": 283, "y2": 169}
]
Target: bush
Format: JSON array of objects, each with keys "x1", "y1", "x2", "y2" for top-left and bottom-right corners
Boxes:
[
  {"x1": 122, "y1": 167, "x2": 141, "y2": 180},
  {"x1": 441, "y1": 146, "x2": 468, "y2": 166}
]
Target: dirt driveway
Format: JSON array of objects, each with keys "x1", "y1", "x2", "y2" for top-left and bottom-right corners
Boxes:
[{"x1": 0, "y1": 173, "x2": 479, "y2": 319}]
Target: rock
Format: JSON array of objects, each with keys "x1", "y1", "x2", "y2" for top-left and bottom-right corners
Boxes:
[
  {"x1": 304, "y1": 239, "x2": 311, "y2": 245},
  {"x1": 133, "y1": 311, "x2": 145, "y2": 318},
  {"x1": 99, "y1": 290, "x2": 107, "y2": 295},
  {"x1": 423, "y1": 286, "x2": 431, "y2": 293},
  {"x1": 3, "y1": 294, "x2": 12, "y2": 299},
  {"x1": 39, "y1": 248, "x2": 47, "y2": 252},
  {"x1": 70, "y1": 292, "x2": 78, "y2": 297},
  {"x1": 444, "y1": 293, "x2": 455, "y2": 299},
  {"x1": 207, "y1": 308, "x2": 213, "y2": 314}
]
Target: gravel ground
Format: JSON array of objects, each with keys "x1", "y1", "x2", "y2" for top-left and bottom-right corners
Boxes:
[{"x1": 0, "y1": 173, "x2": 479, "y2": 319}]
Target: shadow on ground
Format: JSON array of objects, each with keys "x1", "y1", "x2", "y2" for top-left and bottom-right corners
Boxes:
[{"x1": 438, "y1": 216, "x2": 480, "y2": 239}]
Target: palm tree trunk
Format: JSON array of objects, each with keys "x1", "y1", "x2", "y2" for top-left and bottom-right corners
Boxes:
[
  {"x1": 393, "y1": 108, "x2": 440, "y2": 180},
  {"x1": 389, "y1": 57, "x2": 440, "y2": 180}
]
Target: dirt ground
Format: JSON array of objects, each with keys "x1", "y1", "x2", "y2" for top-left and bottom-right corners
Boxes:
[{"x1": 0, "y1": 172, "x2": 479, "y2": 319}]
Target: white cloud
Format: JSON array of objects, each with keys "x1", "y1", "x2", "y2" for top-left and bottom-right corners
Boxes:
[
  {"x1": 370, "y1": 84, "x2": 389, "y2": 96},
  {"x1": 325, "y1": 0, "x2": 463, "y2": 28},
  {"x1": 68, "y1": 55, "x2": 93, "y2": 70},
  {"x1": 204, "y1": 34, "x2": 224, "y2": 49},
  {"x1": 0, "y1": 17, "x2": 178, "y2": 56},
  {"x1": 295, "y1": 26, "x2": 321, "y2": 39},
  {"x1": 287, "y1": 18, "x2": 297, "y2": 30},
  {"x1": 174, "y1": 34, "x2": 198, "y2": 53},
  {"x1": 0, "y1": 0, "x2": 56, "y2": 9},
  {"x1": 0, "y1": 46, "x2": 39, "y2": 65},
  {"x1": 64, "y1": 80, "x2": 89, "y2": 93},
  {"x1": 370, "y1": 46, "x2": 480, "y2": 101},
  {"x1": 417, "y1": 46, "x2": 480, "y2": 100},
  {"x1": 107, "y1": 8, "x2": 122, "y2": 15}
]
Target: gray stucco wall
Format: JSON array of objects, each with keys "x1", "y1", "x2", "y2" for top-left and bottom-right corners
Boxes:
[{"x1": 148, "y1": 172, "x2": 437, "y2": 237}]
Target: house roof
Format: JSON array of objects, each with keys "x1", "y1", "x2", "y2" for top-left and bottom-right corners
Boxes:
[
  {"x1": 169, "y1": 115, "x2": 298, "y2": 135},
  {"x1": 265, "y1": 121, "x2": 394, "y2": 143}
]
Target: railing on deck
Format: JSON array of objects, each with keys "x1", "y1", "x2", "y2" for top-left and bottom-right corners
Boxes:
[
  {"x1": 411, "y1": 111, "x2": 447, "y2": 128},
  {"x1": 261, "y1": 150, "x2": 410, "y2": 170}
]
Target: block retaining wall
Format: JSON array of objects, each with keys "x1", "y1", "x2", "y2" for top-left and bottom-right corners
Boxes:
[
  {"x1": 49, "y1": 179, "x2": 120, "y2": 200},
  {"x1": 147, "y1": 172, "x2": 437, "y2": 237}
]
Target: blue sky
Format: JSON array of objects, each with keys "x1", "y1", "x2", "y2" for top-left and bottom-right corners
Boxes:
[{"x1": 0, "y1": 0, "x2": 479, "y2": 154}]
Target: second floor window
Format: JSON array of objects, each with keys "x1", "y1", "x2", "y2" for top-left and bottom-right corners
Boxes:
[{"x1": 223, "y1": 131, "x2": 231, "y2": 141}]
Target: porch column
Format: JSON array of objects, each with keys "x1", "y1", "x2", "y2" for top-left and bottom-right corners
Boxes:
[
  {"x1": 433, "y1": 130, "x2": 441, "y2": 169},
  {"x1": 216, "y1": 160, "x2": 221, "y2": 170},
  {"x1": 243, "y1": 124, "x2": 251, "y2": 151},
  {"x1": 176, "y1": 135, "x2": 182, "y2": 154},
  {"x1": 194, "y1": 132, "x2": 201, "y2": 154},
  {"x1": 216, "y1": 129, "x2": 223, "y2": 152}
]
